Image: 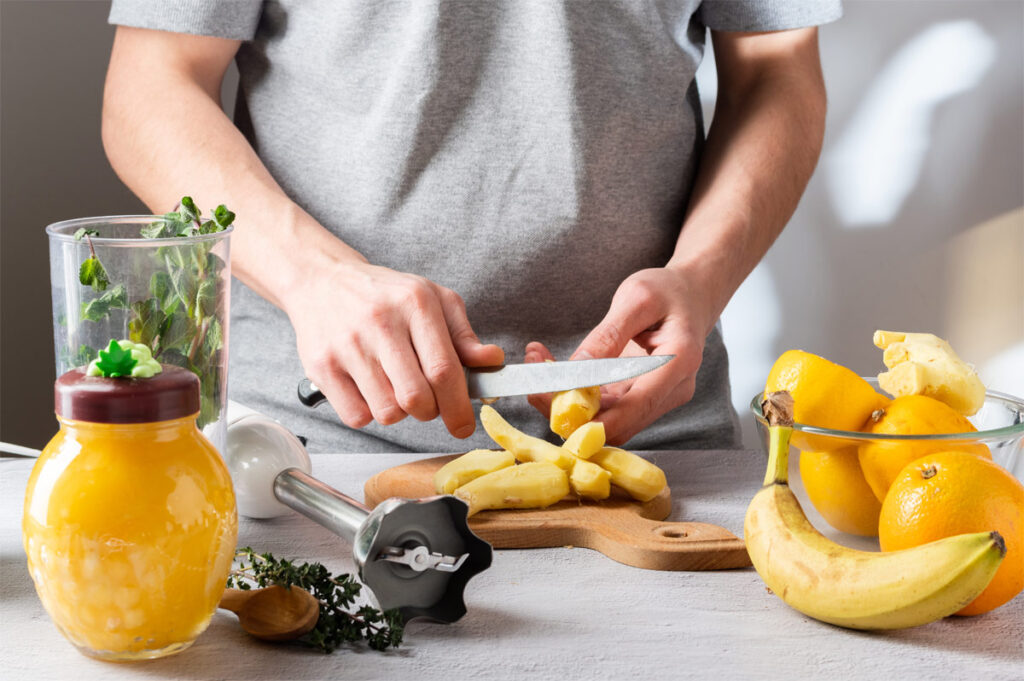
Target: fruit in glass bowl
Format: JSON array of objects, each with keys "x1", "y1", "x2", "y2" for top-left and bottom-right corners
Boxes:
[{"x1": 751, "y1": 382, "x2": 1024, "y2": 537}]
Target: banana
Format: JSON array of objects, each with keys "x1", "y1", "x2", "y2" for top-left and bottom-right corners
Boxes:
[
  {"x1": 873, "y1": 330, "x2": 985, "y2": 416},
  {"x1": 745, "y1": 391, "x2": 1005, "y2": 630}
]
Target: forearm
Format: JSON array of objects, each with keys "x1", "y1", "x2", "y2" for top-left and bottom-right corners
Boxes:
[
  {"x1": 102, "y1": 34, "x2": 365, "y2": 311},
  {"x1": 668, "y1": 41, "x2": 826, "y2": 332}
]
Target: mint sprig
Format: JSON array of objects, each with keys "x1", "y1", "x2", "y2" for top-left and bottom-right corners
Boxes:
[
  {"x1": 76, "y1": 231, "x2": 109, "y2": 292},
  {"x1": 74, "y1": 197, "x2": 232, "y2": 427}
]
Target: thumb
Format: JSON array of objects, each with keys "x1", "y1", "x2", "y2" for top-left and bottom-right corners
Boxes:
[{"x1": 573, "y1": 291, "x2": 663, "y2": 360}]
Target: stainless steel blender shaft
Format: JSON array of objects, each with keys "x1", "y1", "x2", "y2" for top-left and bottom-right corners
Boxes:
[{"x1": 273, "y1": 467, "x2": 367, "y2": 542}]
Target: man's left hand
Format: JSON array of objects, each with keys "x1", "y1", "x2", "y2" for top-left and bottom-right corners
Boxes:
[{"x1": 526, "y1": 266, "x2": 712, "y2": 446}]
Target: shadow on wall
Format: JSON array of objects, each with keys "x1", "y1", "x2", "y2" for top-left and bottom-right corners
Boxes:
[{"x1": 707, "y1": 2, "x2": 1024, "y2": 448}]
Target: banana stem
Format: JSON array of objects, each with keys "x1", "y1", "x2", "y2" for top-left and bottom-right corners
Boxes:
[{"x1": 764, "y1": 425, "x2": 793, "y2": 487}]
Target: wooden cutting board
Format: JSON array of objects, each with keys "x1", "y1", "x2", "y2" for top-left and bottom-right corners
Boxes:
[{"x1": 364, "y1": 455, "x2": 750, "y2": 571}]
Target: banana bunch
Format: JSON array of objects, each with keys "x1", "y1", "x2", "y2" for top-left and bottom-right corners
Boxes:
[{"x1": 745, "y1": 392, "x2": 1005, "y2": 630}]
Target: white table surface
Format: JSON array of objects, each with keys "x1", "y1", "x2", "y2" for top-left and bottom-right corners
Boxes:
[{"x1": 2, "y1": 450, "x2": 1021, "y2": 681}]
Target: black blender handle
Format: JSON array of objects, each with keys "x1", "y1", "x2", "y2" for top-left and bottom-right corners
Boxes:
[{"x1": 297, "y1": 379, "x2": 327, "y2": 408}]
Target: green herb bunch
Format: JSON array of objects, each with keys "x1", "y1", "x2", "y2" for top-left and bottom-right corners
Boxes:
[
  {"x1": 72, "y1": 197, "x2": 234, "y2": 427},
  {"x1": 227, "y1": 548, "x2": 404, "y2": 653}
]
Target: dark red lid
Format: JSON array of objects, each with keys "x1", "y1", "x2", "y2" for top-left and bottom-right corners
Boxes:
[{"x1": 55, "y1": 365, "x2": 200, "y2": 423}]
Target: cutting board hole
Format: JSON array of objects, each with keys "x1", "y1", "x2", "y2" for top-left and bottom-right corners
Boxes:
[{"x1": 654, "y1": 526, "x2": 688, "y2": 539}]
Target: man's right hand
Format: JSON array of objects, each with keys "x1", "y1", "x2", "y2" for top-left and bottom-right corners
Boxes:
[
  {"x1": 102, "y1": 26, "x2": 502, "y2": 440},
  {"x1": 286, "y1": 262, "x2": 504, "y2": 438}
]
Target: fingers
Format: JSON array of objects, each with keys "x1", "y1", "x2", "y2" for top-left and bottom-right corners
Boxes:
[
  {"x1": 573, "y1": 278, "x2": 665, "y2": 360},
  {"x1": 309, "y1": 367, "x2": 372, "y2": 430},
  {"x1": 377, "y1": 339, "x2": 439, "y2": 422},
  {"x1": 524, "y1": 341, "x2": 556, "y2": 417},
  {"x1": 439, "y1": 288, "x2": 505, "y2": 367},
  {"x1": 297, "y1": 268, "x2": 501, "y2": 438},
  {"x1": 409, "y1": 299, "x2": 477, "y2": 439},
  {"x1": 597, "y1": 340, "x2": 702, "y2": 445}
]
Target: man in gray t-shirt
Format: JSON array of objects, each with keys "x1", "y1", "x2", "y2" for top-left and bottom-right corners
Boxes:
[{"x1": 103, "y1": 0, "x2": 841, "y2": 453}]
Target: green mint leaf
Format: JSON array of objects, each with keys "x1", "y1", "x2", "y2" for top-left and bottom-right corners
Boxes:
[
  {"x1": 158, "y1": 308, "x2": 196, "y2": 352},
  {"x1": 198, "y1": 365, "x2": 220, "y2": 428},
  {"x1": 195, "y1": 279, "x2": 217, "y2": 317},
  {"x1": 170, "y1": 265, "x2": 199, "y2": 314},
  {"x1": 73, "y1": 227, "x2": 100, "y2": 240},
  {"x1": 62, "y1": 343, "x2": 97, "y2": 368},
  {"x1": 81, "y1": 284, "x2": 127, "y2": 322},
  {"x1": 198, "y1": 219, "x2": 221, "y2": 235},
  {"x1": 206, "y1": 252, "x2": 226, "y2": 276},
  {"x1": 141, "y1": 220, "x2": 176, "y2": 239},
  {"x1": 158, "y1": 348, "x2": 189, "y2": 370},
  {"x1": 128, "y1": 298, "x2": 166, "y2": 348},
  {"x1": 79, "y1": 257, "x2": 109, "y2": 292},
  {"x1": 94, "y1": 339, "x2": 138, "y2": 378},
  {"x1": 213, "y1": 204, "x2": 235, "y2": 227},
  {"x1": 149, "y1": 271, "x2": 173, "y2": 308},
  {"x1": 179, "y1": 196, "x2": 200, "y2": 223},
  {"x1": 202, "y1": 316, "x2": 223, "y2": 356}
]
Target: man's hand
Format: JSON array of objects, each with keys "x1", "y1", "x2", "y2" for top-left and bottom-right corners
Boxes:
[
  {"x1": 288, "y1": 262, "x2": 504, "y2": 438},
  {"x1": 526, "y1": 267, "x2": 709, "y2": 446},
  {"x1": 103, "y1": 26, "x2": 504, "y2": 439},
  {"x1": 527, "y1": 27, "x2": 827, "y2": 446}
]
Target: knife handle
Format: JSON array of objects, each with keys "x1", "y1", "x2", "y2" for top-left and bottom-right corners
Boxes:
[
  {"x1": 298, "y1": 367, "x2": 475, "y2": 409},
  {"x1": 297, "y1": 379, "x2": 327, "y2": 407}
]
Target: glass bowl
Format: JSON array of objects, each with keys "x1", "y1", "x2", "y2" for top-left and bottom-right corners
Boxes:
[{"x1": 750, "y1": 379, "x2": 1024, "y2": 480}]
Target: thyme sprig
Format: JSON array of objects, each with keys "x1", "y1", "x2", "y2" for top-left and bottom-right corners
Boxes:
[{"x1": 226, "y1": 548, "x2": 404, "y2": 653}]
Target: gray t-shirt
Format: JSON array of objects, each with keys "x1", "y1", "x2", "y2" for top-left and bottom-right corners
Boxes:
[{"x1": 109, "y1": 0, "x2": 841, "y2": 453}]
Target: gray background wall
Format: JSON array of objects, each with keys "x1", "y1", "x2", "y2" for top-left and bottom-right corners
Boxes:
[{"x1": 2, "y1": 1, "x2": 1022, "y2": 450}]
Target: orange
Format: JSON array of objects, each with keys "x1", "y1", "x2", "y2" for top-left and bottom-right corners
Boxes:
[
  {"x1": 879, "y1": 451, "x2": 1024, "y2": 615},
  {"x1": 765, "y1": 350, "x2": 888, "y2": 451},
  {"x1": 858, "y1": 394, "x2": 989, "y2": 501},
  {"x1": 799, "y1": 447, "x2": 881, "y2": 536}
]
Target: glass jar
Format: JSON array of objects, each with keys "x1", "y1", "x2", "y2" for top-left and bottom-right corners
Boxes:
[{"x1": 23, "y1": 365, "x2": 238, "y2": 660}]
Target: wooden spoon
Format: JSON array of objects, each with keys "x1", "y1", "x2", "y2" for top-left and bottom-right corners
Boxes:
[{"x1": 219, "y1": 585, "x2": 320, "y2": 642}]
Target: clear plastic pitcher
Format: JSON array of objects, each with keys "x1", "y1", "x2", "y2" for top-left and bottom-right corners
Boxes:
[{"x1": 47, "y1": 215, "x2": 232, "y2": 452}]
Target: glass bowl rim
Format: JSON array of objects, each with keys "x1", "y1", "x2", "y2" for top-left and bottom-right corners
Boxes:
[
  {"x1": 46, "y1": 215, "x2": 233, "y2": 246},
  {"x1": 749, "y1": 381, "x2": 1024, "y2": 442}
]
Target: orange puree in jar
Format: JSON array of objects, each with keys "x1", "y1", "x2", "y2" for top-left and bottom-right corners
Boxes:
[{"x1": 23, "y1": 365, "x2": 237, "y2": 660}]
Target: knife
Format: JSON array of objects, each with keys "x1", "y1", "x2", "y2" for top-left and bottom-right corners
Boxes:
[{"x1": 297, "y1": 355, "x2": 674, "y2": 408}]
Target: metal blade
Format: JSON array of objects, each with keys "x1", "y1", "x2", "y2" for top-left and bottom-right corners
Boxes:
[{"x1": 465, "y1": 355, "x2": 674, "y2": 399}]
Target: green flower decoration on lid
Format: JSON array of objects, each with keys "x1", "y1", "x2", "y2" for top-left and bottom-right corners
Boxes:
[{"x1": 86, "y1": 340, "x2": 162, "y2": 378}]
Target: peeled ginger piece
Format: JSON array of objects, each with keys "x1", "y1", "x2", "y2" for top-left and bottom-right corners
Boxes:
[
  {"x1": 480, "y1": 405, "x2": 575, "y2": 469},
  {"x1": 569, "y1": 458, "x2": 611, "y2": 500},
  {"x1": 563, "y1": 421, "x2": 605, "y2": 459},
  {"x1": 454, "y1": 462, "x2": 569, "y2": 516},
  {"x1": 550, "y1": 386, "x2": 601, "y2": 438},
  {"x1": 588, "y1": 447, "x2": 667, "y2": 502},
  {"x1": 434, "y1": 449, "x2": 515, "y2": 494},
  {"x1": 873, "y1": 330, "x2": 985, "y2": 416}
]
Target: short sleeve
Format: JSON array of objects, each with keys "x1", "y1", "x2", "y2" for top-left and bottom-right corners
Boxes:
[
  {"x1": 697, "y1": 0, "x2": 842, "y2": 32},
  {"x1": 109, "y1": 0, "x2": 264, "y2": 41}
]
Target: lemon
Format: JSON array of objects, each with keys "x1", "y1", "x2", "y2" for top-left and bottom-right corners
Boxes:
[
  {"x1": 799, "y1": 447, "x2": 881, "y2": 537},
  {"x1": 765, "y1": 350, "x2": 887, "y2": 451}
]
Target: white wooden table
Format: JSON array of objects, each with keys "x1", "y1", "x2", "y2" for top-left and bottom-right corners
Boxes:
[{"x1": 2, "y1": 451, "x2": 1021, "y2": 680}]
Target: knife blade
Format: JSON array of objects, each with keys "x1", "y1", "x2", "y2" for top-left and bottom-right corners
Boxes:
[{"x1": 297, "y1": 355, "x2": 673, "y2": 407}]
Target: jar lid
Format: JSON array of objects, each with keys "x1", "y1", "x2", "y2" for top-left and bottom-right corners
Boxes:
[{"x1": 55, "y1": 365, "x2": 201, "y2": 423}]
